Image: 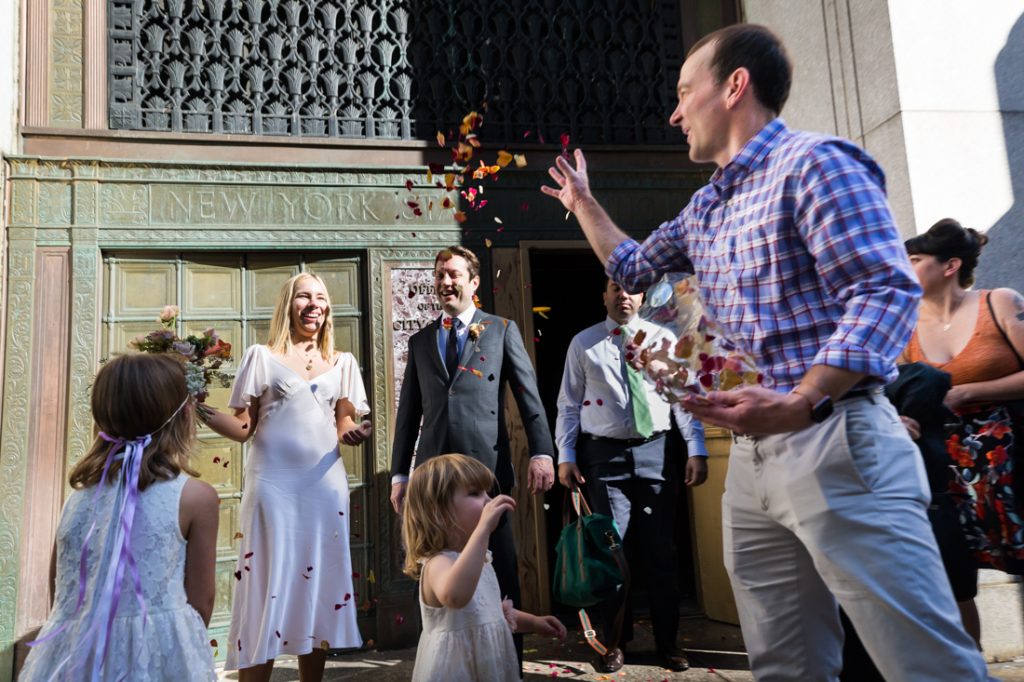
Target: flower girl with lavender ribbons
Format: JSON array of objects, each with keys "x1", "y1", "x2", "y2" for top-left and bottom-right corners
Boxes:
[{"x1": 20, "y1": 354, "x2": 219, "y2": 681}]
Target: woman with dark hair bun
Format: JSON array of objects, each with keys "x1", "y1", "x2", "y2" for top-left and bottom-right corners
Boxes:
[{"x1": 902, "y1": 217, "x2": 1024, "y2": 646}]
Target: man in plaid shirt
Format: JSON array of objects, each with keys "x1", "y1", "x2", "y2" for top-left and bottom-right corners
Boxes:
[{"x1": 543, "y1": 23, "x2": 991, "y2": 682}]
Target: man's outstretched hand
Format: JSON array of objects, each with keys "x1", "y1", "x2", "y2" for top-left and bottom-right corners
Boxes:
[
  {"x1": 540, "y1": 149, "x2": 630, "y2": 266},
  {"x1": 540, "y1": 149, "x2": 592, "y2": 214}
]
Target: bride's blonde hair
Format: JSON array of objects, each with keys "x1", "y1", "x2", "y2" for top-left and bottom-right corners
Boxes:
[{"x1": 401, "y1": 454, "x2": 495, "y2": 579}]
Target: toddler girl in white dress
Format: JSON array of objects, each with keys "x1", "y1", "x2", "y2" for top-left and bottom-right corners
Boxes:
[{"x1": 402, "y1": 454, "x2": 566, "y2": 681}]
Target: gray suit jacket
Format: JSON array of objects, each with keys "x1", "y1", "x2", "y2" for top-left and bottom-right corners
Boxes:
[{"x1": 390, "y1": 309, "x2": 554, "y2": 492}]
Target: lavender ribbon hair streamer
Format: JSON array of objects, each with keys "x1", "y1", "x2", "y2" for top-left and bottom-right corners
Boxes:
[{"x1": 28, "y1": 396, "x2": 188, "y2": 681}]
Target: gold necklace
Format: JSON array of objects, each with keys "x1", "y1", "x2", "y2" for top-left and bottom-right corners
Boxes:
[
  {"x1": 941, "y1": 294, "x2": 966, "y2": 332},
  {"x1": 295, "y1": 344, "x2": 316, "y2": 371}
]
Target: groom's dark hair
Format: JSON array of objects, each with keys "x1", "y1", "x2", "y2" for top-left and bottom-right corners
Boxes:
[{"x1": 435, "y1": 245, "x2": 481, "y2": 280}]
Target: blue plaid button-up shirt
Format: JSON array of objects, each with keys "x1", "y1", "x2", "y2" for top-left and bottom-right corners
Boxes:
[{"x1": 607, "y1": 119, "x2": 921, "y2": 392}]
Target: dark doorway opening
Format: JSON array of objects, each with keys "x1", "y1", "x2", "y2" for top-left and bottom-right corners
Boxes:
[{"x1": 528, "y1": 248, "x2": 700, "y2": 619}]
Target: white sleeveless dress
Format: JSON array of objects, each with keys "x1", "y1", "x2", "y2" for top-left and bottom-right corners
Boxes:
[
  {"x1": 412, "y1": 550, "x2": 520, "y2": 682},
  {"x1": 20, "y1": 474, "x2": 216, "y2": 681},
  {"x1": 226, "y1": 344, "x2": 367, "y2": 669}
]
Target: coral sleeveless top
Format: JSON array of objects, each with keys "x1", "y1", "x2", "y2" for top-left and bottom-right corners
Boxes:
[{"x1": 904, "y1": 290, "x2": 1022, "y2": 387}]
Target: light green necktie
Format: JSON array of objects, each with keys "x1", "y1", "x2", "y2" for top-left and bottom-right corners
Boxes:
[{"x1": 619, "y1": 325, "x2": 654, "y2": 438}]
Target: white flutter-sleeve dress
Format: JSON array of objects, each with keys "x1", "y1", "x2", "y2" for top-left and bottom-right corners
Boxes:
[
  {"x1": 225, "y1": 344, "x2": 367, "y2": 670},
  {"x1": 412, "y1": 550, "x2": 520, "y2": 682}
]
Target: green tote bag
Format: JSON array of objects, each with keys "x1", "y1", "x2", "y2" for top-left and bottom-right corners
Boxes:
[{"x1": 552, "y1": 488, "x2": 627, "y2": 608}]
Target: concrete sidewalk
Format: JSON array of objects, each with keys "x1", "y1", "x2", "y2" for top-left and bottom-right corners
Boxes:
[{"x1": 217, "y1": 614, "x2": 1024, "y2": 681}]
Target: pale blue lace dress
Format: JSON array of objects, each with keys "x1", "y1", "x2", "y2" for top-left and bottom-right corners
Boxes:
[
  {"x1": 412, "y1": 550, "x2": 519, "y2": 682},
  {"x1": 20, "y1": 474, "x2": 215, "y2": 681}
]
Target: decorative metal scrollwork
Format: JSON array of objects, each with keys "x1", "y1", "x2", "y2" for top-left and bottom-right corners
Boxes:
[{"x1": 108, "y1": 0, "x2": 685, "y2": 144}]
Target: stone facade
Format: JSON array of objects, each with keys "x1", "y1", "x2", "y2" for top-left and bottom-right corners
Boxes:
[
  {"x1": 0, "y1": 155, "x2": 709, "y2": 677},
  {"x1": 2, "y1": 0, "x2": 740, "y2": 676}
]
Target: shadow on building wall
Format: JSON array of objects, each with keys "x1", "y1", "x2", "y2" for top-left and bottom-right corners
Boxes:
[{"x1": 976, "y1": 11, "x2": 1024, "y2": 291}]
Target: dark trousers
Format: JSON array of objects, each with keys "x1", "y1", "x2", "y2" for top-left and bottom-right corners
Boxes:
[
  {"x1": 489, "y1": 509, "x2": 524, "y2": 669},
  {"x1": 579, "y1": 434, "x2": 680, "y2": 652}
]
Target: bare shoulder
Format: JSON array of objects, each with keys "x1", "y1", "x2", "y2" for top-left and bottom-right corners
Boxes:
[
  {"x1": 181, "y1": 477, "x2": 220, "y2": 514},
  {"x1": 420, "y1": 552, "x2": 456, "y2": 584},
  {"x1": 989, "y1": 288, "x2": 1024, "y2": 319},
  {"x1": 419, "y1": 553, "x2": 454, "y2": 606}
]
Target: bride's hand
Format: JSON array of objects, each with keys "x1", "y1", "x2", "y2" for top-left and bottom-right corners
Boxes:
[{"x1": 341, "y1": 419, "x2": 372, "y2": 446}]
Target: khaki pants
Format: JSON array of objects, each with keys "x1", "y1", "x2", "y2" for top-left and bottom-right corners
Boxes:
[{"x1": 723, "y1": 394, "x2": 991, "y2": 681}]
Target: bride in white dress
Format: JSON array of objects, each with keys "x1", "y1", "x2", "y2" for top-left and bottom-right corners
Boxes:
[{"x1": 199, "y1": 272, "x2": 371, "y2": 682}]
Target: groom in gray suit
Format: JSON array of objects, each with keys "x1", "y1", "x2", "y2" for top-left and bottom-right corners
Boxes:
[{"x1": 390, "y1": 245, "x2": 556, "y2": 664}]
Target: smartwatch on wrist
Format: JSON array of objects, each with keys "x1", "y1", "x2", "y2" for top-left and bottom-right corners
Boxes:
[
  {"x1": 809, "y1": 395, "x2": 834, "y2": 423},
  {"x1": 793, "y1": 389, "x2": 834, "y2": 423}
]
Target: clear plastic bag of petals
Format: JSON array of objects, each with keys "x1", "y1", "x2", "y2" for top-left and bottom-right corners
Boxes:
[{"x1": 632, "y1": 273, "x2": 767, "y2": 401}]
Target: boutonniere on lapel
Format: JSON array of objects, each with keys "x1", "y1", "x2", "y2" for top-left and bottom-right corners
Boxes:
[{"x1": 467, "y1": 323, "x2": 485, "y2": 341}]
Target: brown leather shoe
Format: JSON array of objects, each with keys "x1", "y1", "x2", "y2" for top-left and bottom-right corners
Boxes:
[
  {"x1": 658, "y1": 648, "x2": 690, "y2": 672},
  {"x1": 597, "y1": 647, "x2": 624, "y2": 673}
]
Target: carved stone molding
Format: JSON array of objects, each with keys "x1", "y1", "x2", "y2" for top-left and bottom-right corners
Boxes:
[
  {"x1": 0, "y1": 238, "x2": 39, "y2": 667},
  {"x1": 25, "y1": 0, "x2": 50, "y2": 127},
  {"x1": 84, "y1": 0, "x2": 107, "y2": 128},
  {"x1": 8, "y1": 158, "x2": 707, "y2": 191},
  {"x1": 51, "y1": 0, "x2": 84, "y2": 126},
  {"x1": 65, "y1": 235, "x2": 101, "y2": 473}
]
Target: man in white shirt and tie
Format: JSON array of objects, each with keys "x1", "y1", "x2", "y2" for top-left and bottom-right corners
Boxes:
[{"x1": 556, "y1": 279, "x2": 708, "y2": 673}]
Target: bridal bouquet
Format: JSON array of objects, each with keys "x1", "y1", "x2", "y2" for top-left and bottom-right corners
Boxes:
[
  {"x1": 129, "y1": 305, "x2": 233, "y2": 401},
  {"x1": 631, "y1": 274, "x2": 765, "y2": 401}
]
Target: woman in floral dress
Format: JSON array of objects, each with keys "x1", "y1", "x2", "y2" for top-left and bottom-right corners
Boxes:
[{"x1": 902, "y1": 218, "x2": 1024, "y2": 646}]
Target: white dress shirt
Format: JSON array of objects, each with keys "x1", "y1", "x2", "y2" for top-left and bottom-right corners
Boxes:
[
  {"x1": 555, "y1": 316, "x2": 708, "y2": 465},
  {"x1": 436, "y1": 306, "x2": 476, "y2": 365}
]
